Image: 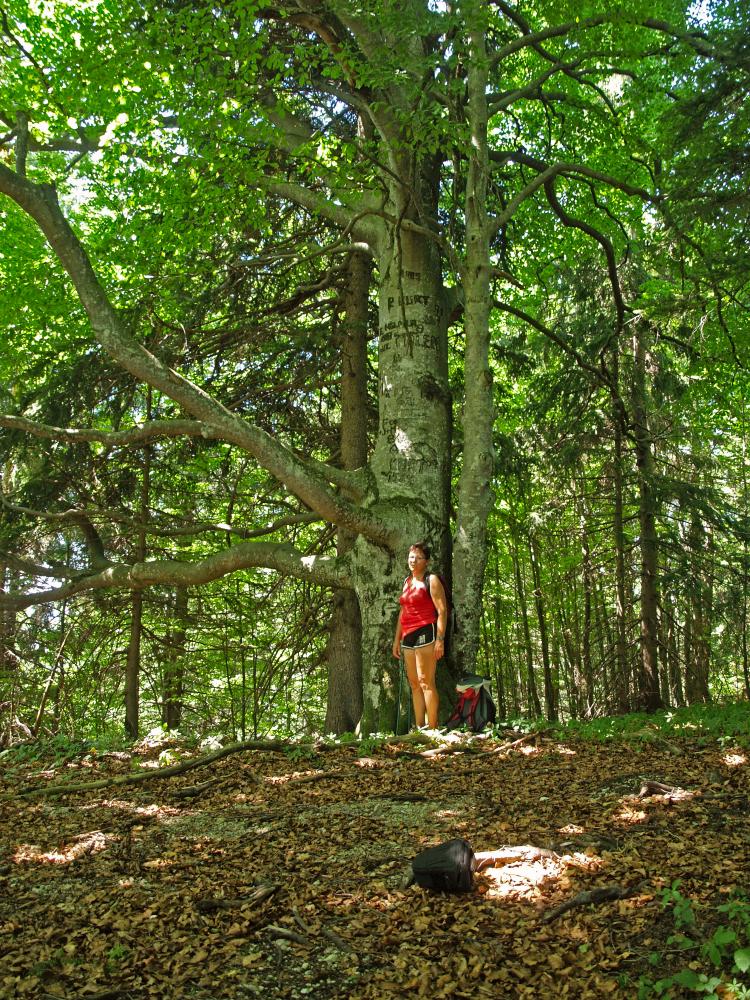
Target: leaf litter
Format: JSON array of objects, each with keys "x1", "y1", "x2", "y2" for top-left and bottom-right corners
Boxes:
[{"x1": 1, "y1": 729, "x2": 749, "y2": 998}]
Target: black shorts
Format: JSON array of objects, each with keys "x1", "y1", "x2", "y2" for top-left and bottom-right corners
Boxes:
[{"x1": 401, "y1": 622, "x2": 437, "y2": 650}]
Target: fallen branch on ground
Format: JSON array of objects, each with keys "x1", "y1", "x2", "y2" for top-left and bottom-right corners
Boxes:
[
  {"x1": 4, "y1": 733, "x2": 432, "y2": 801},
  {"x1": 637, "y1": 780, "x2": 693, "y2": 801},
  {"x1": 542, "y1": 882, "x2": 646, "y2": 923},
  {"x1": 474, "y1": 845, "x2": 558, "y2": 871},
  {"x1": 265, "y1": 924, "x2": 309, "y2": 945},
  {"x1": 195, "y1": 884, "x2": 278, "y2": 912},
  {"x1": 172, "y1": 777, "x2": 222, "y2": 799}
]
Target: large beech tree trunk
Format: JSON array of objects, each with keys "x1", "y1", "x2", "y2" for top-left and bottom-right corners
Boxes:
[{"x1": 359, "y1": 192, "x2": 453, "y2": 731}]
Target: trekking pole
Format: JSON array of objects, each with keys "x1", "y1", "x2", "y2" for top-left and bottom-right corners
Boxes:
[{"x1": 395, "y1": 655, "x2": 404, "y2": 735}]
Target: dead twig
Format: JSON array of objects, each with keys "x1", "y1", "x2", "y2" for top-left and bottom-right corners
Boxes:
[
  {"x1": 195, "y1": 884, "x2": 278, "y2": 912},
  {"x1": 173, "y1": 777, "x2": 222, "y2": 799},
  {"x1": 292, "y1": 906, "x2": 313, "y2": 933},
  {"x1": 266, "y1": 924, "x2": 309, "y2": 945},
  {"x1": 491, "y1": 730, "x2": 553, "y2": 754},
  {"x1": 280, "y1": 771, "x2": 344, "y2": 786},
  {"x1": 321, "y1": 925, "x2": 355, "y2": 953}
]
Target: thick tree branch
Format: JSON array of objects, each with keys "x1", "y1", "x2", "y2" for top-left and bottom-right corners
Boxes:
[
  {"x1": 544, "y1": 178, "x2": 626, "y2": 330},
  {"x1": 0, "y1": 414, "x2": 220, "y2": 447},
  {"x1": 1, "y1": 495, "x2": 322, "y2": 541},
  {"x1": 1, "y1": 495, "x2": 110, "y2": 570},
  {"x1": 489, "y1": 11, "x2": 727, "y2": 68},
  {"x1": 488, "y1": 58, "x2": 584, "y2": 110},
  {"x1": 0, "y1": 413, "x2": 369, "y2": 501},
  {"x1": 257, "y1": 176, "x2": 383, "y2": 253},
  {"x1": 489, "y1": 153, "x2": 653, "y2": 238},
  {"x1": 0, "y1": 164, "x2": 397, "y2": 550},
  {"x1": 0, "y1": 541, "x2": 351, "y2": 610},
  {"x1": 0, "y1": 551, "x2": 75, "y2": 581},
  {"x1": 494, "y1": 300, "x2": 614, "y2": 391}
]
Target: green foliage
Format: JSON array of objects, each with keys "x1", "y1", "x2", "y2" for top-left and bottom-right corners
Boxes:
[
  {"x1": 1, "y1": 0, "x2": 749, "y2": 742},
  {"x1": 637, "y1": 885, "x2": 750, "y2": 998},
  {"x1": 553, "y1": 704, "x2": 750, "y2": 746}
]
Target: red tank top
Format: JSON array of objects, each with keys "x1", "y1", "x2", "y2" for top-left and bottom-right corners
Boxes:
[{"x1": 399, "y1": 575, "x2": 437, "y2": 636}]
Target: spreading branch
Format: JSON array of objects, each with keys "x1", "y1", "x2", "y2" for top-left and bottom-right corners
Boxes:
[
  {"x1": 0, "y1": 164, "x2": 398, "y2": 551},
  {"x1": 544, "y1": 177, "x2": 626, "y2": 330},
  {"x1": 0, "y1": 414, "x2": 222, "y2": 447},
  {"x1": 0, "y1": 540, "x2": 351, "y2": 610}
]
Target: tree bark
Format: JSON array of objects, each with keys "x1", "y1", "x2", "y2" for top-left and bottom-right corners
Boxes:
[
  {"x1": 162, "y1": 586, "x2": 188, "y2": 731},
  {"x1": 325, "y1": 250, "x2": 370, "y2": 734},
  {"x1": 511, "y1": 526, "x2": 541, "y2": 717},
  {"x1": 126, "y1": 416, "x2": 151, "y2": 738},
  {"x1": 452, "y1": 1, "x2": 494, "y2": 678},
  {"x1": 685, "y1": 512, "x2": 711, "y2": 704},
  {"x1": 528, "y1": 529, "x2": 557, "y2": 721},
  {"x1": 610, "y1": 357, "x2": 632, "y2": 714},
  {"x1": 632, "y1": 322, "x2": 662, "y2": 712}
]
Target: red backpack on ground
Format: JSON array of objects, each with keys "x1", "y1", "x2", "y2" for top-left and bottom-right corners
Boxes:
[{"x1": 446, "y1": 675, "x2": 497, "y2": 733}]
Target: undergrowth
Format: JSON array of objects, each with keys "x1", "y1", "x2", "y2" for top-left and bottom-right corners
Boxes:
[
  {"x1": 634, "y1": 882, "x2": 750, "y2": 998},
  {"x1": 546, "y1": 702, "x2": 750, "y2": 747}
]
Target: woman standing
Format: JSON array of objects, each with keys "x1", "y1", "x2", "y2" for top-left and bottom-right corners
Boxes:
[{"x1": 392, "y1": 542, "x2": 448, "y2": 730}]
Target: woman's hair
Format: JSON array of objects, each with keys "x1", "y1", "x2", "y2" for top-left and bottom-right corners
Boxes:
[{"x1": 409, "y1": 541, "x2": 431, "y2": 559}]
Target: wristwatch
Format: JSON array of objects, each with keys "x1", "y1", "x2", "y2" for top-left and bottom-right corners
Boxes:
[{"x1": 437, "y1": 634, "x2": 445, "y2": 641}]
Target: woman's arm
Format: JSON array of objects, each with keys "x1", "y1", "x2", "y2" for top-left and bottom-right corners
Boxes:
[
  {"x1": 430, "y1": 576, "x2": 448, "y2": 660},
  {"x1": 392, "y1": 610, "x2": 403, "y2": 658}
]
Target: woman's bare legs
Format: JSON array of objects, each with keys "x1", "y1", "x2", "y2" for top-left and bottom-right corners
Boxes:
[{"x1": 403, "y1": 645, "x2": 439, "y2": 729}]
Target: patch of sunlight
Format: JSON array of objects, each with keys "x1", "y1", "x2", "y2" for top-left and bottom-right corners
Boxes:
[
  {"x1": 554, "y1": 745, "x2": 577, "y2": 756},
  {"x1": 613, "y1": 804, "x2": 648, "y2": 825},
  {"x1": 479, "y1": 851, "x2": 598, "y2": 901},
  {"x1": 434, "y1": 809, "x2": 461, "y2": 818},
  {"x1": 266, "y1": 769, "x2": 322, "y2": 785},
  {"x1": 78, "y1": 800, "x2": 179, "y2": 819},
  {"x1": 15, "y1": 830, "x2": 109, "y2": 864},
  {"x1": 354, "y1": 757, "x2": 388, "y2": 769},
  {"x1": 558, "y1": 824, "x2": 585, "y2": 835},
  {"x1": 394, "y1": 427, "x2": 413, "y2": 455},
  {"x1": 519, "y1": 744, "x2": 543, "y2": 756},
  {"x1": 723, "y1": 751, "x2": 747, "y2": 768}
]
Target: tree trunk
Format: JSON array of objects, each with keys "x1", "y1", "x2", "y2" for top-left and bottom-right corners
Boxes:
[
  {"x1": 611, "y1": 346, "x2": 631, "y2": 713},
  {"x1": 685, "y1": 512, "x2": 711, "y2": 704},
  {"x1": 452, "y1": 2, "x2": 494, "y2": 677},
  {"x1": 325, "y1": 250, "x2": 370, "y2": 734},
  {"x1": 579, "y1": 504, "x2": 595, "y2": 715},
  {"x1": 511, "y1": 528, "x2": 541, "y2": 717},
  {"x1": 126, "y1": 396, "x2": 152, "y2": 738},
  {"x1": 359, "y1": 180, "x2": 452, "y2": 731},
  {"x1": 528, "y1": 529, "x2": 557, "y2": 721},
  {"x1": 162, "y1": 586, "x2": 188, "y2": 730},
  {"x1": 632, "y1": 323, "x2": 662, "y2": 712}
]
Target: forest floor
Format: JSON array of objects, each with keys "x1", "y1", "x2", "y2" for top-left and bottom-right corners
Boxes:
[{"x1": 1, "y1": 723, "x2": 749, "y2": 1000}]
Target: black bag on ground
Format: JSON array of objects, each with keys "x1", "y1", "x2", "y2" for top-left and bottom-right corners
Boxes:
[
  {"x1": 446, "y1": 675, "x2": 496, "y2": 733},
  {"x1": 411, "y1": 838, "x2": 475, "y2": 892}
]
